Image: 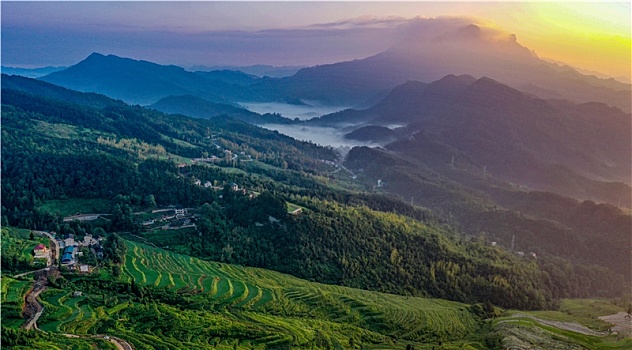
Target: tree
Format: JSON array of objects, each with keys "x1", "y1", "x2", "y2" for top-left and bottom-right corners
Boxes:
[{"x1": 144, "y1": 194, "x2": 157, "y2": 209}]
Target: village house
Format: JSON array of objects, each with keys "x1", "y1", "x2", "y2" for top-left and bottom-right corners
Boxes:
[
  {"x1": 204, "y1": 181, "x2": 213, "y2": 188},
  {"x1": 33, "y1": 244, "x2": 47, "y2": 258}
]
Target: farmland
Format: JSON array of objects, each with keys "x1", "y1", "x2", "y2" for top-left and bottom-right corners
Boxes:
[
  {"x1": 38, "y1": 198, "x2": 111, "y2": 217},
  {"x1": 1, "y1": 227, "x2": 49, "y2": 273},
  {"x1": 493, "y1": 315, "x2": 632, "y2": 350},
  {"x1": 1, "y1": 277, "x2": 31, "y2": 328},
  {"x1": 34, "y1": 239, "x2": 484, "y2": 349},
  {"x1": 31, "y1": 240, "x2": 632, "y2": 349}
]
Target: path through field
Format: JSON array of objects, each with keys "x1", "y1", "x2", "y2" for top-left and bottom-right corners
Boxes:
[
  {"x1": 23, "y1": 270, "x2": 49, "y2": 330},
  {"x1": 510, "y1": 313, "x2": 608, "y2": 336},
  {"x1": 599, "y1": 312, "x2": 632, "y2": 336}
]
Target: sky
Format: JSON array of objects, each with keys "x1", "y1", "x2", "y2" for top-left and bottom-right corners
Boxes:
[{"x1": 1, "y1": 2, "x2": 630, "y2": 81}]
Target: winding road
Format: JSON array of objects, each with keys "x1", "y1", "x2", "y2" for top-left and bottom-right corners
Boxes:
[{"x1": 21, "y1": 231, "x2": 135, "y2": 349}]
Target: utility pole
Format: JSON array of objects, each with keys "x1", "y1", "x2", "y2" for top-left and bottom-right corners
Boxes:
[
  {"x1": 511, "y1": 235, "x2": 515, "y2": 251},
  {"x1": 410, "y1": 196, "x2": 414, "y2": 206}
]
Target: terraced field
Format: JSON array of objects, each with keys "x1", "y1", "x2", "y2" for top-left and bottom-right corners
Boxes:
[
  {"x1": 494, "y1": 315, "x2": 632, "y2": 350},
  {"x1": 117, "y1": 241, "x2": 481, "y2": 347},
  {"x1": 1, "y1": 277, "x2": 32, "y2": 327},
  {"x1": 33, "y1": 240, "x2": 483, "y2": 349}
]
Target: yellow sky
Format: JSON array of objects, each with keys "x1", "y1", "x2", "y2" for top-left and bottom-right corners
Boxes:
[
  {"x1": 452, "y1": 2, "x2": 631, "y2": 80},
  {"x1": 4, "y1": 2, "x2": 630, "y2": 80},
  {"x1": 306, "y1": 1, "x2": 632, "y2": 81}
]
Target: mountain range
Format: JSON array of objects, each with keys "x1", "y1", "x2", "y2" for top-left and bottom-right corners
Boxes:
[
  {"x1": 2, "y1": 69, "x2": 630, "y2": 349},
  {"x1": 31, "y1": 48, "x2": 632, "y2": 207},
  {"x1": 36, "y1": 23, "x2": 630, "y2": 111},
  {"x1": 316, "y1": 74, "x2": 631, "y2": 206},
  {"x1": 40, "y1": 53, "x2": 262, "y2": 105}
]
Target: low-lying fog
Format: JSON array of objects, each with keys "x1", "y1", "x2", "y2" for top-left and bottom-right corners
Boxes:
[
  {"x1": 239, "y1": 101, "x2": 350, "y2": 121},
  {"x1": 259, "y1": 124, "x2": 368, "y2": 147},
  {"x1": 248, "y1": 102, "x2": 388, "y2": 157}
]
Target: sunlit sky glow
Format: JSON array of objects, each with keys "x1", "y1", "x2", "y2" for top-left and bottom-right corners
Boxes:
[{"x1": 2, "y1": 1, "x2": 630, "y2": 81}]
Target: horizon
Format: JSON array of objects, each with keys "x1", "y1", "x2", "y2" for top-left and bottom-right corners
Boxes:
[{"x1": 2, "y1": 2, "x2": 630, "y2": 82}]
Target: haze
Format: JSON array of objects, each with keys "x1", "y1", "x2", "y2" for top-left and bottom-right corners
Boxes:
[{"x1": 2, "y1": 1, "x2": 630, "y2": 81}]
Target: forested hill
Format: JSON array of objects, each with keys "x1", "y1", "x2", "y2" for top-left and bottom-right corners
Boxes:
[{"x1": 1, "y1": 76, "x2": 627, "y2": 311}]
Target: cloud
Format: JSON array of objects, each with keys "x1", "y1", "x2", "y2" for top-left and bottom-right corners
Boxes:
[
  {"x1": 2, "y1": 13, "x2": 519, "y2": 68},
  {"x1": 308, "y1": 16, "x2": 411, "y2": 30}
]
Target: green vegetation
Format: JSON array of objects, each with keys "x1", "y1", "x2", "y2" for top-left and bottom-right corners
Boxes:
[
  {"x1": 493, "y1": 316, "x2": 632, "y2": 350},
  {"x1": 39, "y1": 198, "x2": 111, "y2": 217},
  {"x1": 1, "y1": 227, "x2": 49, "y2": 274},
  {"x1": 519, "y1": 299, "x2": 628, "y2": 332},
  {"x1": 286, "y1": 201, "x2": 304, "y2": 213},
  {"x1": 1, "y1": 327, "x2": 116, "y2": 350},
  {"x1": 2, "y1": 73, "x2": 630, "y2": 349},
  {"x1": 34, "y1": 239, "x2": 483, "y2": 349},
  {"x1": 1, "y1": 276, "x2": 31, "y2": 328}
]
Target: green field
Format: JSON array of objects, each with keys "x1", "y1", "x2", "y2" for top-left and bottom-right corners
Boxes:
[
  {"x1": 494, "y1": 316, "x2": 632, "y2": 350},
  {"x1": 33, "y1": 240, "x2": 632, "y2": 349},
  {"x1": 119, "y1": 240, "x2": 482, "y2": 348},
  {"x1": 1, "y1": 276, "x2": 32, "y2": 328},
  {"x1": 286, "y1": 202, "x2": 305, "y2": 213},
  {"x1": 38, "y1": 198, "x2": 111, "y2": 217},
  {"x1": 1, "y1": 227, "x2": 49, "y2": 272},
  {"x1": 496, "y1": 299, "x2": 632, "y2": 350},
  {"x1": 517, "y1": 299, "x2": 627, "y2": 332},
  {"x1": 36, "y1": 239, "x2": 483, "y2": 349}
]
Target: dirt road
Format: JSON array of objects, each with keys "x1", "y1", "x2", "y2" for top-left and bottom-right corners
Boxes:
[
  {"x1": 510, "y1": 313, "x2": 608, "y2": 336},
  {"x1": 23, "y1": 270, "x2": 49, "y2": 330},
  {"x1": 599, "y1": 312, "x2": 632, "y2": 336}
]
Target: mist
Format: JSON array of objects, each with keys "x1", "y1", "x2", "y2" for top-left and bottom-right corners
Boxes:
[
  {"x1": 240, "y1": 102, "x2": 351, "y2": 121},
  {"x1": 259, "y1": 123, "x2": 383, "y2": 157}
]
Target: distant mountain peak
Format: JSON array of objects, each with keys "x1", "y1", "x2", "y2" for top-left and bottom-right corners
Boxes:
[
  {"x1": 429, "y1": 74, "x2": 477, "y2": 89},
  {"x1": 87, "y1": 52, "x2": 106, "y2": 58},
  {"x1": 465, "y1": 76, "x2": 523, "y2": 97}
]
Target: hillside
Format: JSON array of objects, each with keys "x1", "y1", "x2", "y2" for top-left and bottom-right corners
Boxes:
[
  {"x1": 148, "y1": 94, "x2": 292, "y2": 125},
  {"x1": 2, "y1": 74, "x2": 631, "y2": 349},
  {"x1": 317, "y1": 75, "x2": 631, "y2": 206},
  {"x1": 344, "y1": 125, "x2": 396, "y2": 143},
  {"x1": 39, "y1": 53, "x2": 261, "y2": 105},
  {"x1": 267, "y1": 23, "x2": 631, "y2": 110},
  {"x1": 343, "y1": 146, "x2": 631, "y2": 284}
]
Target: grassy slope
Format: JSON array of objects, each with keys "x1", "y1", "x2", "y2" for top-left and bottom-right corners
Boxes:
[
  {"x1": 37, "y1": 240, "x2": 483, "y2": 349},
  {"x1": 497, "y1": 299, "x2": 632, "y2": 349},
  {"x1": 38, "y1": 198, "x2": 111, "y2": 217}
]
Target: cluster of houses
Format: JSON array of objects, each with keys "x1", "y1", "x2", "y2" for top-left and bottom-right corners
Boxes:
[
  {"x1": 57, "y1": 233, "x2": 104, "y2": 272},
  {"x1": 142, "y1": 208, "x2": 195, "y2": 230},
  {"x1": 193, "y1": 179, "x2": 222, "y2": 190}
]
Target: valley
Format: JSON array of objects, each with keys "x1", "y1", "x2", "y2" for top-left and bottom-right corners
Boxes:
[{"x1": 2, "y1": 5, "x2": 631, "y2": 349}]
